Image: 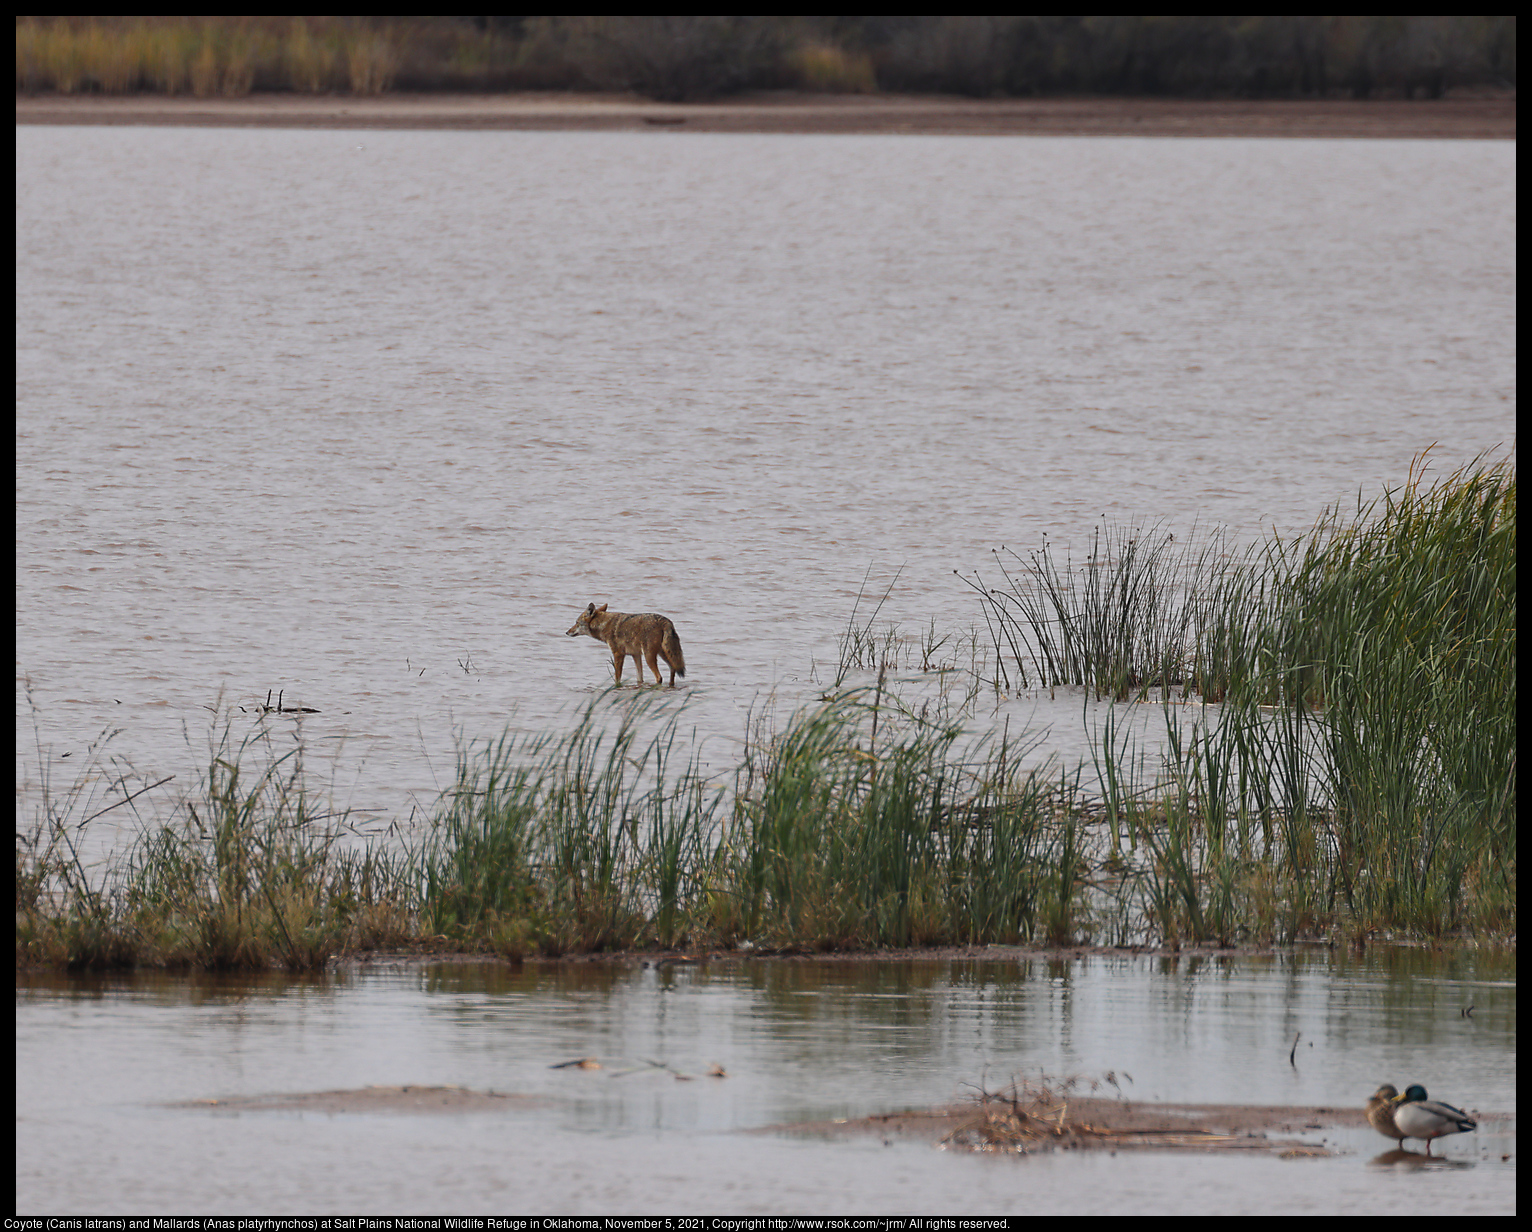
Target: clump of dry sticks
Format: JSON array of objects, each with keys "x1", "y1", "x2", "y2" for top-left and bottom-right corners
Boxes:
[{"x1": 942, "y1": 1072, "x2": 1235, "y2": 1152}]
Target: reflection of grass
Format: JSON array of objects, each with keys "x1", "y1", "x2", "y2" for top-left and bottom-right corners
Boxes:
[{"x1": 16, "y1": 456, "x2": 1515, "y2": 969}]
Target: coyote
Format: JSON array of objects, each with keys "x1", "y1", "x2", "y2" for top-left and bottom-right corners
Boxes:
[{"x1": 565, "y1": 602, "x2": 687, "y2": 687}]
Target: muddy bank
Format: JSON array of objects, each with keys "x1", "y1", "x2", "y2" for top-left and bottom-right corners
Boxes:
[
  {"x1": 335, "y1": 938, "x2": 1410, "y2": 972},
  {"x1": 768, "y1": 1096, "x2": 1361, "y2": 1155},
  {"x1": 17, "y1": 936, "x2": 1480, "y2": 980},
  {"x1": 15, "y1": 90, "x2": 1516, "y2": 139}
]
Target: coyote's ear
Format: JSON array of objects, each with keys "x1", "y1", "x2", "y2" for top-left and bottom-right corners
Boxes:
[
  {"x1": 596, "y1": 603, "x2": 608, "y2": 612},
  {"x1": 586, "y1": 603, "x2": 597, "y2": 616}
]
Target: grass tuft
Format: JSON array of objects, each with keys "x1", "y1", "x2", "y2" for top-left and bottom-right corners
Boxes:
[{"x1": 15, "y1": 455, "x2": 1514, "y2": 968}]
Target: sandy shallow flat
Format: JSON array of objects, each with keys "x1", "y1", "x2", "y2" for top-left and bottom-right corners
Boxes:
[
  {"x1": 163, "y1": 1083, "x2": 1348, "y2": 1149},
  {"x1": 163, "y1": 1084, "x2": 1489, "y2": 1157},
  {"x1": 15, "y1": 91, "x2": 1516, "y2": 139},
  {"x1": 766, "y1": 1097, "x2": 1356, "y2": 1154},
  {"x1": 167, "y1": 1084, "x2": 549, "y2": 1115}
]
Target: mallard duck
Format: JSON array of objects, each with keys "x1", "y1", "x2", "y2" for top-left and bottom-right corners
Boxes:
[
  {"x1": 1391, "y1": 1084, "x2": 1477, "y2": 1154},
  {"x1": 1365, "y1": 1084, "x2": 1408, "y2": 1146}
]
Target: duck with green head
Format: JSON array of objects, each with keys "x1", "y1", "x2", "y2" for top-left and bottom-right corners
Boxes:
[{"x1": 1391, "y1": 1084, "x2": 1477, "y2": 1155}]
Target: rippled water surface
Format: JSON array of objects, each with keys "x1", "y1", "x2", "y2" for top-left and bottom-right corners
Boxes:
[
  {"x1": 15, "y1": 127, "x2": 1515, "y2": 838},
  {"x1": 16, "y1": 951, "x2": 1515, "y2": 1213}
]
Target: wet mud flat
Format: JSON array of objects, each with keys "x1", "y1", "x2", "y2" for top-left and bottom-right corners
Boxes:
[
  {"x1": 768, "y1": 1097, "x2": 1359, "y2": 1155},
  {"x1": 167, "y1": 1083, "x2": 1359, "y2": 1156}
]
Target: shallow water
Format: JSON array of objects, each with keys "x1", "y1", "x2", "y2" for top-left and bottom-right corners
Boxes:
[
  {"x1": 16, "y1": 950, "x2": 1514, "y2": 1213},
  {"x1": 14, "y1": 127, "x2": 1516, "y2": 851}
]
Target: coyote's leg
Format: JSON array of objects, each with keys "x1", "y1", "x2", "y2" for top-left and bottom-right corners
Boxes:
[{"x1": 611, "y1": 647, "x2": 625, "y2": 685}]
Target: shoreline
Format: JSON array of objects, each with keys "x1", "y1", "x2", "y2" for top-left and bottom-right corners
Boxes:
[
  {"x1": 18, "y1": 938, "x2": 1512, "y2": 980},
  {"x1": 15, "y1": 90, "x2": 1517, "y2": 139}
]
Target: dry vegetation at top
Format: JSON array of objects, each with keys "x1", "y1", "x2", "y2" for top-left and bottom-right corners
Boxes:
[{"x1": 16, "y1": 16, "x2": 1517, "y2": 103}]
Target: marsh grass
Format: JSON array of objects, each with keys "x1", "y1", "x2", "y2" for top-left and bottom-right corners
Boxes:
[
  {"x1": 833, "y1": 565, "x2": 904, "y2": 686},
  {"x1": 417, "y1": 684, "x2": 1061, "y2": 956},
  {"x1": 15, "y1": 684, "x2": 164, "y2": 968},
  {"x1": 722, "y1": 681, "x2": 1074, "y2": 950},
  {"x1": 960, "y1": 521, "x2": 1225, "y2": 700},
  {"x1": 116, "y1": 718, "x2": 399, "y2": 970},
  {"x1": 963, "y1": 452, "x2": 1514, "y2": 945},
  {"x1": 15, "y1": 457, "x2": 1514, "y2": 969},
  {"x1": 417, "y1": 693, "x2": 725, "y2": 957},
  {"x1": 14, "y1": 696, "x2": 397, "y2": 970},
  {"x1": 1242, "y1": 453, "x2": 1513, "y2": 936}
]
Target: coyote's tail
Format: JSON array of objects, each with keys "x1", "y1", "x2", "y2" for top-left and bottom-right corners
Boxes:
[{"x1": 663, "y1": 626, "x2": 686, "y2": 678}]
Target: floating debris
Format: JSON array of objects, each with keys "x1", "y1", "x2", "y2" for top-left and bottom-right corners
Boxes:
[{"x1": 256, "y1": 689, "x2": 320, "y2": 715}]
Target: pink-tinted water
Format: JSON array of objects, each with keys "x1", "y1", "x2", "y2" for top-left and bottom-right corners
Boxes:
[{"x1": 16, "y1": 128, "x2": 1515, "y2": 843}]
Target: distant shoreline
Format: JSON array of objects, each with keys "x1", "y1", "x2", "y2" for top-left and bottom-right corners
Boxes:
[{"x1": 15, "y1": 90, "x2": 1517, "y2": 139}]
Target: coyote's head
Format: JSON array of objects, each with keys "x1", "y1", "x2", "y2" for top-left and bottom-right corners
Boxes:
[{"x1": 566, "y1": 602, "x2": 608, "y2": 638}]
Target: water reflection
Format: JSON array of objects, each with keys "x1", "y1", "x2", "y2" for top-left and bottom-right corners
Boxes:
[
  {"x1": 16, "y1": 950, "x2": 1513, "y2": 1213},
  {"x1": 19, "y1": 947, "x2": 1513, "y2": 1118}
]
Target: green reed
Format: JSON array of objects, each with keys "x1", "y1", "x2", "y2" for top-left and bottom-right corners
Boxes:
[
  {"x1": 720, "y1": 683, "x2": 1068, "y2": 950},
  {"x1": 416, "y1": 728, "x2": 548, "y2": 956},
  {"x1": 1247, "y1": 453, "x2": 1513, "y2": 934},
  {"x1": 1036, "y1": 453, "x2": 1515, "y2": 945},
  {"x1": 15, "y1": 457, "x2": 1514, "y2": 969},
  {"x1": 962, "y1": 520, "x2": 1221, "y2": 700},
  {"x1": 124, "y1": 719, "x2": 378, "y2": 970},
  {"x1": 14, "y1": 698, "x2": 394, "y2": 971},
  {"x1": 417, "y1": 693, "x2": 725, "y2": 957}
]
